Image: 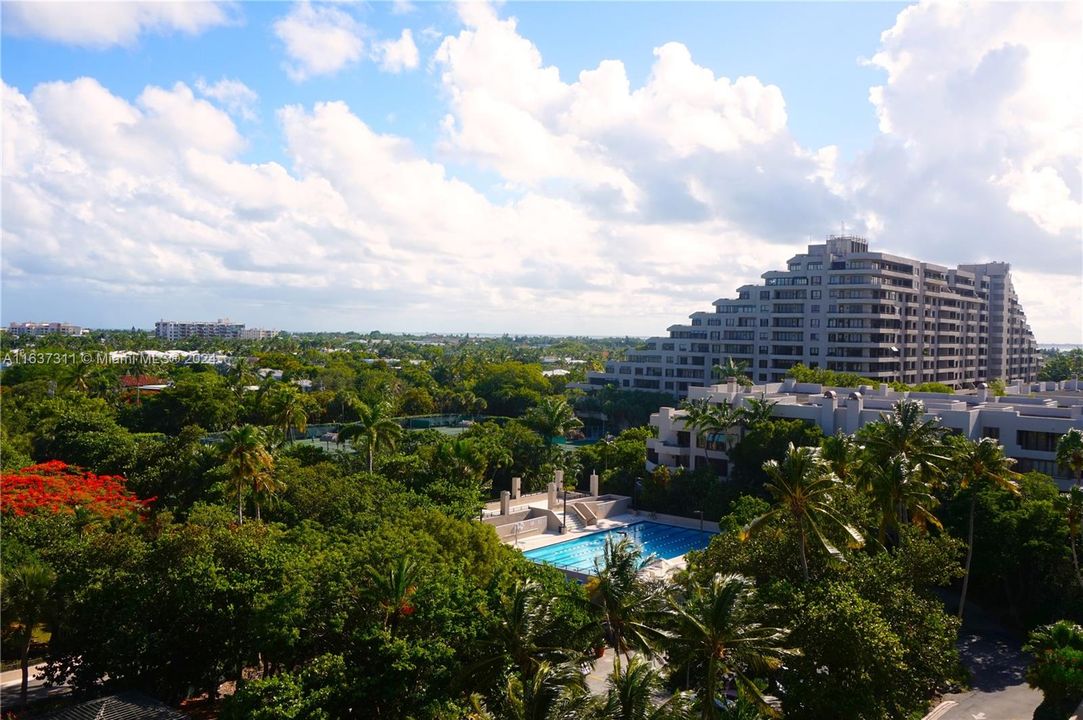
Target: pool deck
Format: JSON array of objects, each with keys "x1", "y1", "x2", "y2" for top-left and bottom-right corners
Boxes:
[{"x1": 507, "y1": 511, "x2": 720, "y2": 577}]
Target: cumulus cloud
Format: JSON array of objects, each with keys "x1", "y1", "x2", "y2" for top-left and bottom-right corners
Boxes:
[
  {"x1": 433, "y1": 11, "x2": 846, "y2": 236},
  {"x1": 853, "y1": 1, "x2": 1082, "y2": 272},
  {"x1": 1, "y1": 1, "x2": 235, "y2": 48},
  {"x1": 195, "y1": 77, "x2": 259, "y2": 121},
  {"x1": 372, "y1": 29, "x2": 420, "y2": 73},
  {"x1": 274, "y1": 2, "x2": 364, "y2": 81}
]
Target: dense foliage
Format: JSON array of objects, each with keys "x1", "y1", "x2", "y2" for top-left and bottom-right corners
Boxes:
[{"x1": 2, "y1": 333, "x2": 1080, "y2": 719}]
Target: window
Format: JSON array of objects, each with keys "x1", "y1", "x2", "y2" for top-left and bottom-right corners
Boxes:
[
  {"x1": 811, "y1": 305, "x2": 820, "y2": 313},
  {"x1": 759, "y1": 346, "x2": 769, "y2": 354},
  {"x1": 810, "y1": 333, "x2": 819, "y2": 341},
  {"x1": 760, "y1": 290, "x2": 770, "y2": 300},
  {"x1": 811, "y1": 276, "x2": 822, "y2": 285},
  {"x1": 810, "y1": 319, "x2": 821, "y2": 327},
  {"x1": 811, "y1": 290, "x2": 822, "y2": 299},
  {"x1": 810, "y1": 347, "x2": 819, "y2": 356},
  {"x1": 760, "y1": 319, "x2": 769, "y2": 327},
  {"x1": 981, "y1": 427, "x2": 1000, "y2": 440},
  {"x1": 1017, "y1": 430, "x2": 1058, "y2": 452}
]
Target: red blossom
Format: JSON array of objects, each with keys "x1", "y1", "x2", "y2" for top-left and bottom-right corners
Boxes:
[{"x1": 1, "y1": 461, "x2": 151, "y2": 519}]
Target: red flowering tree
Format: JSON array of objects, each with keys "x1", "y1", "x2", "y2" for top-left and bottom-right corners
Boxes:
[{"x1": 1, "y1": 460, "x2": 152, "y2": 518}]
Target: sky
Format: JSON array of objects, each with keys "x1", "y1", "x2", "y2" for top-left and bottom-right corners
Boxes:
[{"x1": 1, "y1": 1, "x2": 1080, "y2": 341}]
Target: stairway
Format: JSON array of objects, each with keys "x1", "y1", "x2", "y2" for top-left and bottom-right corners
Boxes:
[{"x1": 563, "y1": 509, "x2": 586, "y2": 533}]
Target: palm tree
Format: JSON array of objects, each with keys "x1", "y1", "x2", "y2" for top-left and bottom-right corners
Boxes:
[
  {"x1": 437, "y1": 438, "x2": 489, "y2": 486},
  {"x1": 737, "y1": 397, "x2": 776, "y2": 430},
  {"x1": 599, "y1": 654, "x2": 694, "y2": 720},
  {"x1": 953, "y1": 438, "x2": 1021, "y2": 619},
  {"x1": 524, "y1": 396, "x2": 584, "y2": 459},
  {"x1": 226, "y1": 357, "x2": 258, "y2": 398},
  {"x1": 339, "y1": 400, "x2": 403, "y2": 473},
  {"x1": 680, "y1": 400, "x2": 740, "y2": 454},
  {"x1": 819, "y1": 432, "x2": 863, "y2": 487},
  {"x1": 1, "y1": 561, "x2": 55, "y2": 705},
  {"x1": 268, "y1": 386, "x2": 308, "y2": 444},
  {"x1": 742, "y1": 443, "x2": 863, "y2": 580},
  {"x1": 1053, "y1": 486, "x2": 1083, "y2": 591},
  {"x1": 587, "y1": 536, "x2": 666, "y2": 662},
  {"x1": 860, "y1": 399, "x2": 950, "y2": 487},
  {"x1": 220, "y1": 424, "x2": 274, "y2": 523},
  {"x1": 866, "y1": 453, "x2": 942, "y2": 545},
  {"x1": 468, "y1": 660, "x2": 598, "y2": 720},
  {"x1": 467, "y1": 580, "x2": 588, "y2": 695},
  {"x1": 366, "y1": 557, "x2": 420, "y2": 632},
  {"x1": 666, "y1": 573, "x2": 791, "y2": 719},
  {"x1": 711, "y1": 358, "x2": 750, "y2": 384},
  {"x1": 1056, "y1": 427, "x2": 1083, "y2": 486}
]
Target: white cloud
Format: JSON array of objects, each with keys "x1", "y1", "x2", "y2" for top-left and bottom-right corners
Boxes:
[
  {"x1": 391, "y1": 0, "x2": 416, "y2": 15},
  {"x1": 2, "y1": 2, "x2": 1080, "y2": 342},
  {"x1": 854, "y1": 1, "x2": 1082, "y2": 270},
  {"x1": 1, "y1": 1, "x2": 234, "y2": 48},
  {"x1": 195, "y1": 77, "x2": 259, "y2": 122},
  {"x1": 273, "y1": 2, "x2": 364, "y2": 81},
  {"x1": 372, "y1": 29, "x2": 420, "y2": 73}
]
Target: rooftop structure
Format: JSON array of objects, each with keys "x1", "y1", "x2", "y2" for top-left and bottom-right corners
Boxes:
[
  {"x1": 648, "y1": 378, "x2": 1083, "y2": 488},
  {"x1": 582, "y1": 235, "x2": 1040, "y2": 398}
]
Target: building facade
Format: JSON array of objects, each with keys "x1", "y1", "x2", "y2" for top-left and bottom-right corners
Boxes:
[
  {"x1": 154, "y1": 319, "x2": 245, "y2": 340},
  {"x1": 7, "y1": 321, "x2": 86, "y2": 336},
  {"x1": 584, "y1": 235, "x2": 1040, "y2": 398},
  {"x1": 648, "y1": 378, "x2": 1083, "y2": 487}
]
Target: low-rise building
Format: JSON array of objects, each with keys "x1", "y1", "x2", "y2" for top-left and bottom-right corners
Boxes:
[
  {"x1": 648, "y1": 378, "x2": 1083, "y2": 488},
  {"x1": 155, "y1": 318, "x2": 245, "y2": 340},
  {"x1": 7, "y1": 321, "x2": 87, "y2": 336}
]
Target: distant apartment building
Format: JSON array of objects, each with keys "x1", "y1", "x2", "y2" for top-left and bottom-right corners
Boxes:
[
  {"x1": 649, "y1": 378, "x2": 1083, "y2": 487},
  {"x1": 584, "y1": 235, "x2": 1040, "y2": 397},
  {"x1": 7, "y1": 321, "x2": 87, "y2": 336},
  {"x1": 239, "y1": 327, "x2": 279, "y2": 340},
  {"x1": 154, "y1": 319, "x2": 245, "y2": 340}
]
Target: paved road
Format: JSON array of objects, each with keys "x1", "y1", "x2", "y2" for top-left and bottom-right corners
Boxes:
[
  {"x1": 0, "y1": 663, "x2": 70, "y2": 708},
  {"x1": 935, "y1": 620, "x2": 1042, "y2": 720}
]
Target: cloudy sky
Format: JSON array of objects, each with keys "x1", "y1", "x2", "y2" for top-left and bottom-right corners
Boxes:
[{"x1": 1, "y1": 1, "x2": 1080, "y2": 341}]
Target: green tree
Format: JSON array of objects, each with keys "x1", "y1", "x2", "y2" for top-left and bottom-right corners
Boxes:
[
  {"x1": 865, "y1": 454, "x2": 942, "y2": 545},
  {"x1": 586, "y1": 536, "x2": 666, "y2": 662},
  {"x1": 366, "y1": 557, "x2": 420, "y2": 633},
  {"x1": 1023, "y1": 620, "x2": 1083, "y2": 716},
  {"x1": 524, "y1": 396, "x2": 584, "y2": 460},
  {"x1": 742, "y1": 444, "x2": 863, "y2": 580},
  {"x1": 221, "y1": 424, "x2": 275, "y2": 523},
  {"x1": 339, "y1": 400, "x2": 403, "y2": 473},
  {"x1": 1054, "y1": 486, "x2": 1083, "y2": 592},
  {"x1": 858, "y1": 399, "x2": 949, "y2": 488},
  {"x1": 667, "y1": 573, "x2": 791, "y2": 719},
  {"x1": 952, "y1": 437, "x2": 1021, "y2": 620},
  {"x1": 469, "y1": 660, "x2": 597, "y2": 720},
  {"x1": 1056, "y1": 427, "x2": 1083, "y2": 486},
  {"x1": 599, "y1": 654, "x2": 694, "y2": 720},
  {"x1": 265, "y1": 385, "x2": 310, "y2": 444},
  {"x1": 1, "y1": 561, "x2": 55, "y2": 705}
]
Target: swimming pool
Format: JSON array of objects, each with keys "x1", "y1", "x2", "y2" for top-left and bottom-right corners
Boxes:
[{"x1": 522, "y1": 521, "x2": 716, "y2": 574}]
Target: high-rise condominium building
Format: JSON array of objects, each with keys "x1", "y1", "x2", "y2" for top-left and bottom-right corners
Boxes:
[{"x1": 585, "y1": 235, "x2": 1040, "y2": 396}]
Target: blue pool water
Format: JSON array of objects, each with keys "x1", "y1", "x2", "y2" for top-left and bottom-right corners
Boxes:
[{"x1": 522, "y1": 522, "x2": 716, "y2": 574}]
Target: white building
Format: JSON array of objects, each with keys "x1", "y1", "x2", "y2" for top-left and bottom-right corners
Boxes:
[
  {"x1": 7, "y1": 321, "x2": 87, "y2": 336},
  {"x1": 154, "y1": 319, "x2": 245, "y2": 340},
  {"x1": 584, "y1": 235, "x2": 1040, "y2": 397},
  {"x1": 648, "y1": 378, "x2": 1083, "y2": 488}
]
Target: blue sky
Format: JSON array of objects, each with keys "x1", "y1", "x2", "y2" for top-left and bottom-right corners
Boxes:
[{"x1": 1, "y1": 1, "x2": 1079, "y2": 340}]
